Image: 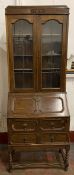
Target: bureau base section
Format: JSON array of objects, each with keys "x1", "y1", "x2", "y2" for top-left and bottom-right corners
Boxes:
[{"x1": 8, "y1": 144, "x2": 70, "y2": 172}]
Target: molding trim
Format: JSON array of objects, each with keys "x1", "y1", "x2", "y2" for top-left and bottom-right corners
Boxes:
[{"x1": 0, "y1": 132, "x2": 74, "y2": 144}]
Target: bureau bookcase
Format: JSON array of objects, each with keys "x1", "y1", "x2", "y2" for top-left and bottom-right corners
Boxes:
[{"x1": 5, "y1": 6, "x2": 70, "y2": 171}]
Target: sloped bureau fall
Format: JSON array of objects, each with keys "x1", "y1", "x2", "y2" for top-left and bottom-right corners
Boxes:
[{"x1": 5, "y1": 6, "x2": 70, "y2": 171}]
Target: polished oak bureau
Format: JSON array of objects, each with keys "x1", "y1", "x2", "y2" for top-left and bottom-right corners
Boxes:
[{"x1": 5, "y1": 6, "x2": 70, "y2": 171}]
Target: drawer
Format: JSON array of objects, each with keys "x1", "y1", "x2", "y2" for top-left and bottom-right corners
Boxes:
[
  {"x1": 40, "y1": 133, "x2": 69, "y2": 143},
  {"x1": 39, "y1": 118, "x2": 69, "y2": 131},
  {"x1": 10, "y1": 133, "x2": 36, "y2": 144},
  {"x1": 8, "y1": 119, "x2": 37, "y2": 132}
]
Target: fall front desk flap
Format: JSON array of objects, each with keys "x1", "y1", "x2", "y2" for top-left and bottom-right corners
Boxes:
[{"x1": 7, "y1": 92, "x2": 70, "y2": 118}]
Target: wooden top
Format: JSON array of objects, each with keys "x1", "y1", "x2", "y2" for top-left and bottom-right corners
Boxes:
[
  {"x1": 7, "y1": 92, "x2": 70, "y2": 118},
  {"x1": 5, "y1": 6, "x2": 69, "y2": 15}
]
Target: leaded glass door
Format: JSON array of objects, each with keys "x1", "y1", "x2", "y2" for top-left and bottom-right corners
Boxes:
[
  {"x1": 8, "y1": 16, "x2": 36, "y2": 91},
  {"x1": 38, "y1": 15, "x2": 65, "y2": 91}
]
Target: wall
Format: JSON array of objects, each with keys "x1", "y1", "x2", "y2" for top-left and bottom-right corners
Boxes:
[
  {"x1": 0, "y1": 0, "x2": 74, "y2": 131},
  {"x1": 0, "y1": 0, "x2": 15, "y2": 132},
  {"x1": 66, "y1": 74, "x2": 74, "y2": 130}
]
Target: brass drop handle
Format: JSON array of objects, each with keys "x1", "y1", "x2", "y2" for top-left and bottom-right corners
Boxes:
[
  {"x1": 23, "y1": 123, "x2": 28, "y2": 127},
  {"x1": 24, "y1": 138, "x2": 25, "y2": 143},
  {"x1": 51, "y1": 137, "x2": 54, "y2": 142}
]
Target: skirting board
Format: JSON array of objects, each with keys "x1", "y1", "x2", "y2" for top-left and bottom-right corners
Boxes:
[{"x1": 0, "y1": 132, "x2": 74, "y2": 144}]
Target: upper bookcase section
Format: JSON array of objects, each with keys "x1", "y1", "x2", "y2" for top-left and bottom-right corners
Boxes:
[
  {"x1": 5, "y1": 6, "x2": 69, "y2": 92},
  {"x1": 5, "y1": 6, "x2": 69, "y2": 15}
]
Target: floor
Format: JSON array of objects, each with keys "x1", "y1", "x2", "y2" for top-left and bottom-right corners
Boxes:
[{"x1": 0, "y1": 144, "x2": 74, "y2": 175}]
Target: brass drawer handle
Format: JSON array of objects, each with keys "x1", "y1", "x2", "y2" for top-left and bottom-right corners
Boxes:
[
  {"x1": 23, "y1": 123, "x2": 28, "y2": 127},
  {"x1": 24, "y1": 138, "x2": 25, "y2": 143}
]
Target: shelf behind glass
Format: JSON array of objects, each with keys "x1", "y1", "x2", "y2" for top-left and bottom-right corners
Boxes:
[
  {"x1": 14, "y1": 55, "x2": 33, "y2": 69},
  {"x1": 15, "y1": 72, "x2": 33, "y2": 88},
  {"x1": 42, "y1": 71, "x2": 60, "y2": 74},
  {"x1": 14, "y1": 55, "x2": 33, "y2": 56},
  {"x1": 13, "y1": 34, "x2": 61, "y2": 36},
  {"x1": 42, "y1": 53, "x2": 61, "y2": 69},
  {"x1": 13, "y1": 34, "x2": 32, "y2": 40},
  {"x1": 13, "y1": 34, "x2": 32, "y2": 36},
  {"x1": 42, "y1": 71, "x2": 60, "y2": 88},
  {"x1": 42, "y1": 68, "x2": 60, "y2": 70},
  {"x1": 42, "y1": 34, "x2": 61, "y2": 36},
  {"x1": 14, "y1": 69, "x2": 33, "y2": 73},
  {"x1": 42, "y1": 54, "x2": 61, "y2": 56}
]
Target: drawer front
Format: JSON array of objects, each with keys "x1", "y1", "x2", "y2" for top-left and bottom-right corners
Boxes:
[
  {"x1": 8, "y1": 119, "x2": 37, "y2": 132},
  {"x1": 39, "y1": 118, "x2": 69, "y2": 131},
  {"x1": 40, "y1": 133, "x2": 69, "y2": 143},
  {"x1": 10, "y1": 133, "x2": 36, "y2": 144}
]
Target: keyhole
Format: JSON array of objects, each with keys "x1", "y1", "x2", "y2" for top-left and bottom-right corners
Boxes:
[
  {"x1": 50, "y1": 135, "x2": 54, "y2": 142},
  {"x1": 24, "y1": 138, "x2": 25, "y2": 143}
]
